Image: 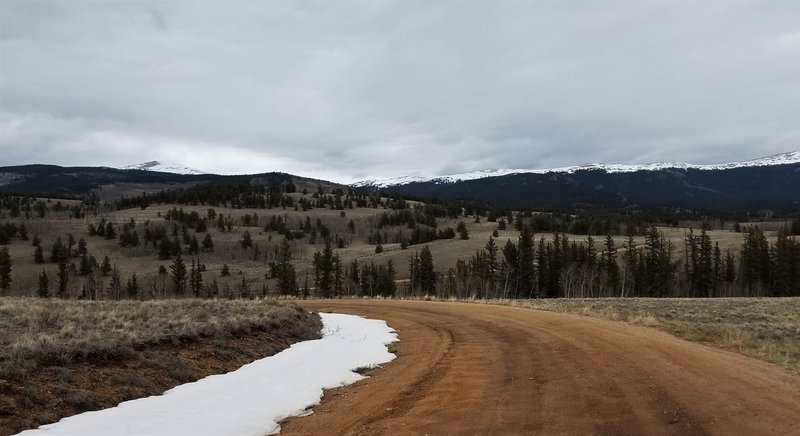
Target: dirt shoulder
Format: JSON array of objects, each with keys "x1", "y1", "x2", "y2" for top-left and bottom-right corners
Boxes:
[
  {"x1": 0, "y1": 298, "x2": 321, "y2": 435},
  {"x1": 284, "y1": 300, "x2": 800, "y2": 436},
  {"x1": 466, "y1": 297, "x2": 800, "y2": 372}
]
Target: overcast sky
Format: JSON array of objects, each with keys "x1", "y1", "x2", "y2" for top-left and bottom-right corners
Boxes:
[{"x1": 1, "y1": 1, "x2": 799, "y2": 183}]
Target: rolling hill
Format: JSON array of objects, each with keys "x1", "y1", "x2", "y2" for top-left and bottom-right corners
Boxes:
[{"x1": 0, "y1": 163, "x2": 345, "y2": 200}]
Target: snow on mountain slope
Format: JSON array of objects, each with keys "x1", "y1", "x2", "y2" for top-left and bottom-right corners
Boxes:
[
  {"x1": 353, "y1": 151, "x2": 800, "y2": 188},
  {"x1": 121, "y1": 161, "x2": 207, "y2": 175}
]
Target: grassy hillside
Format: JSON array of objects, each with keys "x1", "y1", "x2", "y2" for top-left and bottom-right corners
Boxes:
[{"x1": 0, "y1": 188, "x2": 793, "y2": 301}]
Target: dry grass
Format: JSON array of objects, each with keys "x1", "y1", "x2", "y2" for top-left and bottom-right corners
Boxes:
[
  {"x1": 467, "y1": 297, "x2": 800, "y2": 372},
  {"x1": 0, "y1": 297, "x2": 321, "y2": 381},
  {"x1": 0, "y1": 297, "x2": 322, "y2": 434}
]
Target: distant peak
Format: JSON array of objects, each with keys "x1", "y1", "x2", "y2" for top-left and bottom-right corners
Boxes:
[{"x1": 121, "y1": 161, "x2": 206, "y2": 175}]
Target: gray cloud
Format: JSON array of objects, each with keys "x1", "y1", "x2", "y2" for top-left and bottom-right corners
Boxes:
[{"x1": 1, "y1": 1, "x2": 799, "y2": 183}]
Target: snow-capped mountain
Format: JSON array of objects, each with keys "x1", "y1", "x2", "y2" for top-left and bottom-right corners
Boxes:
[
  {"x1": 120, "y1": 161, "x2": 207, "y2": 175},
  {"x1": 353, "y1": 152, "x2": 800, "y2": 188}
]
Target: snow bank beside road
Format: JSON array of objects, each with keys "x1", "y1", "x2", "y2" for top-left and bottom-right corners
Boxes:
[{"x1": 19, "y1": 313, "x2": 397, "y2": 436}]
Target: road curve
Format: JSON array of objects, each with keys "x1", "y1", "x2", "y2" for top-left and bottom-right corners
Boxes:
[{"x1": 281, "y1": 300, "x2": 800, "y2": 436}]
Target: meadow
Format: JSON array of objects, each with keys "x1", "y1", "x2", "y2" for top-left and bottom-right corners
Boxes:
[{"x1": 0, "y1": 193, "x2": 777, "y2": 301}]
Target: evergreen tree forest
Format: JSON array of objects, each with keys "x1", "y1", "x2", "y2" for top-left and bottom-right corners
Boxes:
[{"x1": 395, "y1": 225, "x2": 800, "y2": 300}]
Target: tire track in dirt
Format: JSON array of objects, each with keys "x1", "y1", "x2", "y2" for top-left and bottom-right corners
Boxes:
[
  {"x1": 281, "y1": 300, "x2": 800, "y2": 436},
  {"x1": 356, "y1": 318, "x2": 455, "y2": 430}
]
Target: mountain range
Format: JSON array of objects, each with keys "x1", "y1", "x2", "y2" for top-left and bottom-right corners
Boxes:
[
  {"x1": 0, "y1": 153, "x2": 798, "y2": 211},
  {"x1": 355, "y1": 152, "x2": 800, "y2": 211},
  {"x1": 354, "y1": 152, "x2": 800, "y2": 188}
]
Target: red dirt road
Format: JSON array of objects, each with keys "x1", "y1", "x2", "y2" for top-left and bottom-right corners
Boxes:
[{"x1": 281, "y1": 300, "x2": 800, "y2": 436}]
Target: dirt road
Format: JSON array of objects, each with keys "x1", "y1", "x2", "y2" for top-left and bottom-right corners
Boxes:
[{"x1": 281, "y1": 300, "x2": 800, "y2": 436}]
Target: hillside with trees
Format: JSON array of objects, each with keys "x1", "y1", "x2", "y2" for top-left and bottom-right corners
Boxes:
[{"x1": 361, "y1": 163, "x2": 800, "y2": 211}]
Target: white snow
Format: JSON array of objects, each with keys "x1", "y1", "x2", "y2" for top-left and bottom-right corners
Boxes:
[
  {"x1": 353, "y1": 151, "x2": 800, "y2": 188},
  {"x1": 17, "y1": 313, "x2": 397, "y2": 436},
  {"x1": 120, "y1": 161, "x2": 207, "y2": 175}
]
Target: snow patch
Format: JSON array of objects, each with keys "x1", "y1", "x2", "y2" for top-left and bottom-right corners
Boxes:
[
  {"x1": 120, "y1": 160, "x2": 207, "y2": 175},
  {"x1": 17, "y1": 313, "x2": 397, "y2": 436},
  {"x1": 353, "y1": 151, "x2": 800, "y2": 188}
]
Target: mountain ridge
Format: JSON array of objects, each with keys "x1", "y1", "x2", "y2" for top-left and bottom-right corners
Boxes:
[
  {"x1": 120, "y1": 161, "x2": 207, "y2": 175},
  {"x1": 354, "y1": 151, "x2": 800, "y2": 188}
]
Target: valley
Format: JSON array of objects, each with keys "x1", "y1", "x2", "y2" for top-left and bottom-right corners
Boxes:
[{"x1": 0, "y1": 157, "x2": 798, "y2": 434}]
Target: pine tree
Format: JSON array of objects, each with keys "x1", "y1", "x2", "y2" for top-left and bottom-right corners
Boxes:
[
  {"x1": 189, "y1": 259, "x2": 203, "y2": 297},
  {"x1": 456, "y1": 221, "x2": 469, "y2": 240},
  {"x1": 188, "y1": 235, "x2": 199, "y2": 254},
  {"x1": 79, "y1": 254, "x2": 93, "y2": 276},
  {"x1": 240, "y1": 231, "x2": 253, "y2": 249},
  {"x1": 333, "y1": 254, "x2": 344, "y2": 297},
  {"x1": 126, "y1": 273, "x2": 139, "y2": 299},
  {"x1": 713, "y1": 242, "x2": 723, "y2": 286},
  {"x1": 485, "y1": 236, "x2": 498, "y2": 297},
  {"x1": 50, "y1": 237, "x2": 67, "y2": 263},
  {"x1": 642, "y1": 226, "x2": 676, "y2": 297},
  {"x1": 686, "y1": 229, "x2": 714, "y2": 297},
  {"x1": 517, "y1": 225, "x2": 535, "y2": 298},
  {"x1": 602, "y1": 235, "x2": 620, "y2": 295},
  {"x1": 0, "y1": 247, "x2": 11, "y2": 290},
  {"x1": 170, "y1": 253, "x2": 187, "y2": 294},
  {"x1": 33, "y1": 244, "x2": 45, "y2": 264},
  {"x1": 67, "y1": 234, "x2": 76, "y2": 255},
  {"x1": 498, "y1": 219, "x2": 507, "y2": 230},
  {"x1": 276, "y1": 239, "x2": 298, "y2": 295},
  {"x1": 724, "y1": 251, "x2": 736, "y2": 284},
  {"x1": 772, "y1": 230, "x2": 800, "y2": 297},
  {"x1": 622, "y1": 234, "x2": 638, "y2": 297},
  {"x1": 383, "y1": 260, "x2": 397, "y2": 296},
  {"x1": 348, "y1": 259, "x2": 360, "y2": 295},
  {"x1": 105, "y1": 222, "x2": 116, "y2": 239},
  {"x1": 416, "y1": 246, "x2": 436, "y2": 295},
  {"x1": 312, "y1": 240, "x2": 335, "y2": 298},
  {"x1": 100, "y1": 255, "x2": 112, "y2": 276},
  {"x1": 202, "y1": 233, "x2": 214, "y2": 252},
  {"x1": 221, "y1": 263, "x2": 230, "y2": 277},
  {"x1": 740, "y1": 226, "x2": 770, "y2": 293},
  {"x1": 207, "y1": 278, "x2": 219, "y2": 299},
  {"x1": 110, "y1": 266, "x2": 122, "y2": 300},
  {"x1": 158, "y1": 237, "x2": 172, "y2": 260},
  {"x1": 501, "y1": 239, "x2": 518, "y2": 298},
  {"x1": 57, "y1": 261, "x2": 69, "y2": 298},
  {"x1": 37, "y1": 268, "x2": 49, "y2": 298},
  {"x1": 239, "y1": 277, "x2": 250, "y2": 299}
]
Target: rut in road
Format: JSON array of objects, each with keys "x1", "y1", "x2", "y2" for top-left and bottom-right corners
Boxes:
[{"x1": 280, "y1": 300, "x2": 800, "y2": 436}]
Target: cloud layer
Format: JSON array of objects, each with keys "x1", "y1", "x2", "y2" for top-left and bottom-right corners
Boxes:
[{"x1": 1, "y1": 1, "x2": 799, "y2": 182}]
